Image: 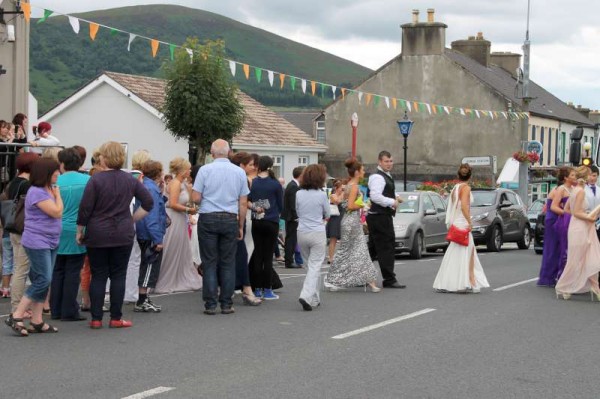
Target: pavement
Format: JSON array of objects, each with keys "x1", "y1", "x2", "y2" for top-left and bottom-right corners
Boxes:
[{"x1": 1, "y1": 245, "x2": 599, "y2": 399}]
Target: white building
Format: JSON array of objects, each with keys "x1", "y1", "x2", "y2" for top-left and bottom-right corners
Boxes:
[{"x1": 41, "y1": 72, "x2": 326, "y2": 178}]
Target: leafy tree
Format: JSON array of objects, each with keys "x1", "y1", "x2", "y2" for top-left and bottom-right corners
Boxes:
[{"x1": 162, "y1": 38, "x2": 244, "y2": 164}]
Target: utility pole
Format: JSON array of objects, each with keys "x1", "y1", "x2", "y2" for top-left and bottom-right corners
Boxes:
[{"x1": 518, "y1": 0, "x2": 533, "y2": 206}]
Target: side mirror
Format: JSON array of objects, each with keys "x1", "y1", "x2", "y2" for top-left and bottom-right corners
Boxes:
[{"x1": 424, "y1": 208, "x2": 437, "y2": 216}]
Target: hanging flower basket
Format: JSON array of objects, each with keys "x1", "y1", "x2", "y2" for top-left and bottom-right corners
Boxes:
[{"x1": 513, "y1": 150, "x2": 540, "y2": 164}]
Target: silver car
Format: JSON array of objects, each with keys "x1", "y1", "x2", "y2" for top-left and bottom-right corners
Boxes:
[{"x1": 393, "y1": 191, "x2": 449, "y2": 259}]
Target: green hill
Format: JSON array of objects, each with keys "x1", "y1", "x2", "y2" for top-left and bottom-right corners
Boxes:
[{"x1": 30, "y1": 4, "x2": 372, "y2": 114}]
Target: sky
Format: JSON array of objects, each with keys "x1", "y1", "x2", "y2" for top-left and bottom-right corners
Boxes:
[{"x1": 26, "y1": 0, "x2": 600, "y2": 111}]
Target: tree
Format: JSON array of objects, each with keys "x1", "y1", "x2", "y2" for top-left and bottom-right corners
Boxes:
[{"x1": 162, "y1": 38, "x2": 244, "y2": 164}]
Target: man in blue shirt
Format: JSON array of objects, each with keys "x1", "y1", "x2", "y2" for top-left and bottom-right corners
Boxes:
[{"x1": 192, "y1": 139, "x2": 249, "y2": 315}]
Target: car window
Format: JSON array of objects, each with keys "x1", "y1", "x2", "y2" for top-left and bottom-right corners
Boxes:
[
  {"x1": 529, "y1": 200, "x2": 544, "y2": 212},
  {"x1": 500, "y1": 193, "x2": 509, "y2": 203},
  {"x1": 396, "y1": 193, "x2": 420, "y2": 213},
  {"x1": 431, "y1": 194, "x2": 445, "y2": 213},
  {"x1": 423, "y1": 194, "x2": 435, "y2": 212},
  {"x1": 472, "y1": 191, "x2": 497, "y2": 207},
  {"x1": 507, "y1": 192, "x2": 519, "y2": 205}
]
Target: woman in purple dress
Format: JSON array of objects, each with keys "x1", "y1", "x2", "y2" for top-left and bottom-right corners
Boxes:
[{"x1": 538, "y1": 167, "x2": 575, "y2": 287}]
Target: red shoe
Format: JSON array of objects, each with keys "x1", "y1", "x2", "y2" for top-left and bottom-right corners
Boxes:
[
  {"x1": 109, "y1": 319, "x2": 133, "y2": 328},
  {"x1": 89, "y1": 320, "x2": 103, "y2": 329}
]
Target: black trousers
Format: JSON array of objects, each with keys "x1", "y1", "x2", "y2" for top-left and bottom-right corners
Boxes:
[
  {"x1": 366, "y1": 213, "x2": 397, "y2": 284},
  {"x1": 284, "y1": 220, "x2": 298, "y2": 266},
  {"x1": 87, "y1": 245, "x2": 133, "y2": 321},
  {"x1": 50, "y1": 253, "x2": 86, "y2": 319},
  {"x1": 251, "y1": 220, "x2": 279, "y2": 289},
  {"x1": 137, "y1": 240, "x2": 163, "y2": 289}
]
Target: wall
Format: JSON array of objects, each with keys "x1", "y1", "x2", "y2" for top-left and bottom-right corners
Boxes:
[
  {"x1": 528, "y1": 116, "x2": 560, "y2": 167},
  {"x1": 44, "y1": 82, "x2": 189, "y2": 170},
  {"x1": 324, "y1": 54, "x2": 519, "y2": 180}
]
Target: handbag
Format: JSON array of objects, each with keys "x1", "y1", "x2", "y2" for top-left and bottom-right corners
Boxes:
[
  {"x1": 0, "y1": 180, "x2": 25, "y2": 233},
  {"x1": 446, "y1": 224, "x2": 469, "y2": 246},
  {"x1": 329, "y1": 203, "x2": 340, "y2": 216}
]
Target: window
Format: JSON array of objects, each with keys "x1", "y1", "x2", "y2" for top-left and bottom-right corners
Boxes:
[
  {"x1": 422, "y1": 194, "x2": 435, "y2": 213},
  {"x1": 316, "y1": 121, "x2": 326, "y2": 144},
  {"x1": 555, "y1": 129, "x2": 560, "y2": 164},
  {"x1": 540, "y1": 127, "x2": 544, "y2": 165},
  {"x1": 431, "y1": 194, "x2": 446, "y2": 213},
  {"x1": 531, "y1": 125, "x2": 536, "y2": 141},
  {"x1": 507, "y1": 192, "x2": 519, "y2": 205},
  {"x1": 298, "y1": 156, "x2": 309, "y2": 166},
  {"x1": 271, "y1": 155, "x2": 283, "y2": 178},
  {"x1": 561, "y1": 132, "x2": 567, "y2": 163},
  {"x1": 548, "y1": 128, "x2": 552, "y2": 166}
]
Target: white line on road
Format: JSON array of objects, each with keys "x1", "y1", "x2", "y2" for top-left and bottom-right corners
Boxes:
[
  {"x1": 122, "y1": 386, "x2": 175, "y2": 399},
  {"x1": 493, "y1": 277, "x2": 538, "y2": 292},
  {"x1": 0, "y1": 313, "x2": 9, "y2": 318},
  {"x1": 418, "y1": 258, "x2": 438, "y2": 262},
  {"x1": 331, "y1": 308, "x2": 436, "y2": 340}
]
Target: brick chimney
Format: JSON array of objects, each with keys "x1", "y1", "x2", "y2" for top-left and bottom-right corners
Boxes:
[
  {"x1": 451, "y1": 32, "x2": 491, "y2": 67},
  {"x1": 490, "y1": 52, "x2": 522, "y2": 77},
  {"x1": 401, "y1": 9, "x2": 447, "y2": 56}
]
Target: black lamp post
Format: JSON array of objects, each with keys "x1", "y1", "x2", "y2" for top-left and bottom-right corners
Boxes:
[{"x1": 396, "y1": 112, "x2": 414, "y2": 191}]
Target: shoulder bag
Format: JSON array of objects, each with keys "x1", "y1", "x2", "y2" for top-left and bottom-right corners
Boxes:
[
  {"x1": 0, "y1": 180, "x2": 26, "y2": 234},
  {"x1": 445, "y1": 184, "x2": 469, "y2": 246}
]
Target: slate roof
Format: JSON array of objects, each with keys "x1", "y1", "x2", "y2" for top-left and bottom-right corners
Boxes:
[
  {"x1": 277, "y1": 111, "x2": 321, "y2": 136},
  {"x1": 102, "y1": 71, "x2": 327, "y2": 150},
  {"x1": 444, "y1": 49, "x2": 594, "y2": 127}
]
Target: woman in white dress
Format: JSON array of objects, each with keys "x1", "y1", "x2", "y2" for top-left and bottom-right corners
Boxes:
[{"x1": 433, "y1": 164, "x2": 489, "y2": 293}]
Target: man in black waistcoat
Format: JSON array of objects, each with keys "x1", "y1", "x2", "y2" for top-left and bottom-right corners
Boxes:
[
  {"x1": 367, "y1": 151, "x2": 405, "y2": 288},
  {"x1": 282, "y1": 166, "x2": 305, "y2": 268}
]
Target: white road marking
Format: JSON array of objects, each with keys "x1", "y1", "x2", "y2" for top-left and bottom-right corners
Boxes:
[
  {"x1": 493, "y1": 277, "x2": 539, "y2": 292},
  {"x1": 151, "y1": 290, "x2": 195, "y2": 298},
  {"x1": 331, "y1": 308, "x2": 436, "y2": 340},
  {"x1": 395, "y1": 262, "x2": 406, "y2": 265},
  {"x1": 0, "y1": 313, "x2": 9, "y2": 318},
  {"x1": 121, "y1": 386, "x2": 175, "y2": 399},
  {"x1": 418, "y1": 258, "x2": 438, "y2": 262}
]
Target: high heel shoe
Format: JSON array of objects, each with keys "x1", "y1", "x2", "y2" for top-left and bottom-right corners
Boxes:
[
  {"x1": 590, "y1": 291, "x2": 600, "y2": 302},
  {"x1": 555, "y1": 291, "x2": 571, "y2": 300},
  {"x1": 365, "y1": 283, "x2": 382, "y2": 293}
]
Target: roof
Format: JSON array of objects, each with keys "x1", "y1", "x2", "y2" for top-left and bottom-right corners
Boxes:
[
  {"x1": 44, "y1": 71, "x2": 326, "y2": 151},
  {"x1": 277, "y1": 111, "x2": 321, "y2": 135},
  {"x1": 444, "y1": 49, "x2": 595, "y2": 127}
]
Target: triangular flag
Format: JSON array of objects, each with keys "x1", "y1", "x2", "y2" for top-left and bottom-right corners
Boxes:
[
  {"x1": 475, "y1": 110, "x2": 480, "y2": 118},
  {"x1": 68, "y1": 16, "x2": 80, "y2": 34},
  {"x1": 311, "y1": 81, "x2": 317, "y2": 96},
  {"x1": 169, "y1": 44, "x2": 176, "y2": 61},
  {"x1": 290, "y1": 77, "x2": 296, "y2": 91},
  {"x1": 392, "y1": 98, "x2": 397, "y2": 109},
  {"x1": 399, "y1": 99, "x2": 407, "y2": 110},
  {"x1": 229, "y1": 60, "x2": 236, "y2": 76},
  {"x1": 413, "y1": 102, "x2": 419, "y2": 112},
  {"x1": 21, "y1": 2, "x2": 31, "y2": 22},
  {"x1": 385, "y1": 97, "x2": 390, "y2": 109},
  {"x1": 301, "y1": 79, "x2": 307, "y2": 94},
  {"x1": 127, "y1": 34, "x2": 136, "y2": 52},
  {"x1": 366, "y1": 94, "x2": 372, "y2": 106},
  {"x1": 186, "y1": 48, "x2": 193, "y2": 63},
  {"x1": 341, "y1": 88, "x2": 346, "y2": 100},
  {"x1": 151, "y1": 39, "x2": 159, "y2": 58},
  {"x1": 425, "y1": 103, "x2": 432, "y2": 114},
  {"x1": 358, "y1": 91, "x2": 363, "y2": 104},
  {"x1": 332, "y1": 86, "x2": 337, "y2": 100},
  {"x1": 501, "y1": 112, "x2": 508, "y2": 119},
  {"x1": 110, "y1": 28, "x2": 118, "y2": 36},
  {"x1": 37, "y1": 9, "x2": 53, "y2": 24},
  {"x1": 460, "y1": 108, "x2": 466, "y2": 116},
  {"x1": 268, "y1": 71, "x2": 274, "y2": 87},
  {"x1": 406, "y1": 101, "x2": 412, "y2": 112},
  {"x1": 279, "y1": 74, "x2": 285, "y2": 89},
  {"x1": 243, "y1": 64, "x2": 250, "y2": 80},
  {"x1": 374, "y1": 96, "x2": 380, "y2": 107},
  {"x1": 444, "y1": 106, "x2": 450, "y2": 115},
  {"x1": 320, "y1": 83, "x2": 326, "y2": 98},
  {"x1": 89, "y1": 23, "x2": 99, "y2": 41},
  {"x1": 255, "y1": 68, "x2": 262, "y2": 83}
]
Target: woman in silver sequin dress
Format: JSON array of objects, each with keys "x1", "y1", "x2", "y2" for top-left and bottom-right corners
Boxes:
[{"x1": 325, "y1": 158, "x2": 380, "y2": 292}]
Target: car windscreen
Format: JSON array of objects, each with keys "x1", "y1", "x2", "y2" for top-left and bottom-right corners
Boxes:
[
  {"x1": 472, "y1": 191, "x2": 497, "y2": 207},
  {"x1": 396, "y1": 194, "x2": 420, "y2": 213},
  {"x1": 529, "y1": 200, "x2": 544, "y2": 213}
]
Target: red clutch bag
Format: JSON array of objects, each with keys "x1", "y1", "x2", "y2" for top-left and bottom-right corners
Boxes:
[{"x1": 446, "y1": 224, "x2": 469, "y2": 246}]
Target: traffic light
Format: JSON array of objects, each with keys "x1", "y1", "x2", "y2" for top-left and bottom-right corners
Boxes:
[{"x1": 582, "y1": 157, "x2": 593, "y2": 167}]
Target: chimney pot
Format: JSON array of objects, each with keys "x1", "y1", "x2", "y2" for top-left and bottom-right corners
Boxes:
[
  {"x1": 476, "y1": 32, "x2": 484, "y2": 40},
  {"x1": 427, "y1": 9, "x2": 435, "y2": 23},
  {"x1": 412, "y1": 9, "x2": 419, "y2": 24}
]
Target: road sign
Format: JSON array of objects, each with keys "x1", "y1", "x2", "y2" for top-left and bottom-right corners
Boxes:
[
  {"x1": 527, "y1": 140, "x2": 543, "y2": 155},
  {"x1": 461, "y1": 156, "x2": 491, "y2": 166}
]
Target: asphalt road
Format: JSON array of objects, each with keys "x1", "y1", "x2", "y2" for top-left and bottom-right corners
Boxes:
[{"x1": 1, "y1": 245, "x2": 598, "y2": 399}]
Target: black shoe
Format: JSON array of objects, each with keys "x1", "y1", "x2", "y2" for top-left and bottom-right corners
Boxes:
[
  {"x1": 298, "y1": 298, "x2": 312, "y2": 311},
  {"x1": 383, "y1": 282, "x2": 406, "y2": 289},
  {"x1": 203, "y1": 308, "x2": 217, "y2": 315},
  {"x1": 221, "y1": 307, "x2": 235, "y2": 315},
  {"x1": 61, "y1": 315, "x2": 87, "y2": 322},
  {"x1": 285, "y1": 264, "x2": 302, "y2": 269}
]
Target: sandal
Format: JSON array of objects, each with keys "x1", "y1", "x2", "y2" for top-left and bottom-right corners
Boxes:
[
  {"x1": 242, "y1": 293, "x2": 262, "y2": 306},
  {"x1": 27, "y1": 321, "x2": 58, "y2": 334},
  {"x1": 7, "y1": 316, "x2": 29, "y2": 337}
]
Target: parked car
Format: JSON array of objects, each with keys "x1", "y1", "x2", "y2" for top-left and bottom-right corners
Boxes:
[
  {"x1": 534, "y1": 211, "x2": 545, "y2": 254},
  {"x1": 394, "y1": 180, "x2": 421, "y2": 192},
  {"x1": 393, "y1": 191, "x2": 449, "y2": 259},
  {"x1": 470, "y1": 188, "x2": 531, "y2": 251},
  {"x1": 527, "y1": 198, "x2": 545, "y2": 232}
]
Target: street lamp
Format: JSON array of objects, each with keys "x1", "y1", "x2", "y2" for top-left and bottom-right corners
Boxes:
[
  {"x1": 351, "y1": 112, "x2": 358, "y2": 158},
  {"x1": 396, "y1": 112, "x2": 414, "y2": 191},
  {"x1": 582, "y1": 142, "x2": 593, "y2": 166}
]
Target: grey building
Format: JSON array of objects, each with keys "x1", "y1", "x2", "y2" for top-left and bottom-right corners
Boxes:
[{"x1": 322, "y1": 9, "x2": 596, "y2": 183}]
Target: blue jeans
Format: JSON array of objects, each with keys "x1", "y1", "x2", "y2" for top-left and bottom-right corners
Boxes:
[
  {"x1": 2, "y1": 234, "x2": 14, "y2": 276},
  {"x1": 23, "y1": 247, "x2": 57, "y2": 303},
  {"x1": 198, "y1": 213, "x2": 238, "y2": 310}
]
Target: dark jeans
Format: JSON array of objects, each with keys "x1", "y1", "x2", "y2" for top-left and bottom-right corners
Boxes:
[
  {"x1": 50, "y1": 253, "x2": 86, "y2": 319},
  {"x1": 198, "y1": 213, "x2": 238, "y2": 310},
  {"x1": 366, "y1": 213, "x2": 397, "y2": 284},
  {"x1": 251, "y1": 220, "x2": 279, "y2": 289},
  {"x1": 235, "y1": 223, "x2": 251, "y2": 290},
  {"x1": 87, "y1": 245, "x2": 133, "y2": 321},
  {"x1": 284, "y1": 220, "x2": 298, "y2": 266}
]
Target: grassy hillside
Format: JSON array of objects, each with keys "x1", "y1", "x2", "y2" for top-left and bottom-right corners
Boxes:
[{"x1": 30, "y1": 4, "x2": 372, "y2": 114}]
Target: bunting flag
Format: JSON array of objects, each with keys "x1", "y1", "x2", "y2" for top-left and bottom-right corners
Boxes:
[
  {"x1": 68, "y1": 16, "x2": 80, "y2": 34},
  {"x1": 89, "y1": 23, "x2": 99, "y2": 41},
  {"x1": 151, "y1": 39, "x2": 159, "y2": 58},
  {"x1": 127, "y1": 34, "x2": 136, "y2": 52},
  {"x1": 24, "y1": 2, "x2": 529, "y2": 123}
]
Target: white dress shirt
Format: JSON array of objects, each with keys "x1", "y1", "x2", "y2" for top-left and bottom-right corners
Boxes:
[
  {"x1": 368, "y1": 167, "x2": 396, "y2": 209},
  {"x1": 584, "y1": 184, "x2": 600, "y2": 219}
]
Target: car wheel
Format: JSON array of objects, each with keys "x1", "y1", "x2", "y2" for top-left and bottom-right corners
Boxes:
[
  {"x1": 535, "y1": 249, "x2": 543, "y2": 255},
  {"x1": 486, "y1": 225, "x2": 502, "y2": 252},
  {"x1": 517, "y1": 226, "x2": 531, "y2": 249},
  {"x1": 410, "y1": 231, "x2": 424, "y2": 259}
]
